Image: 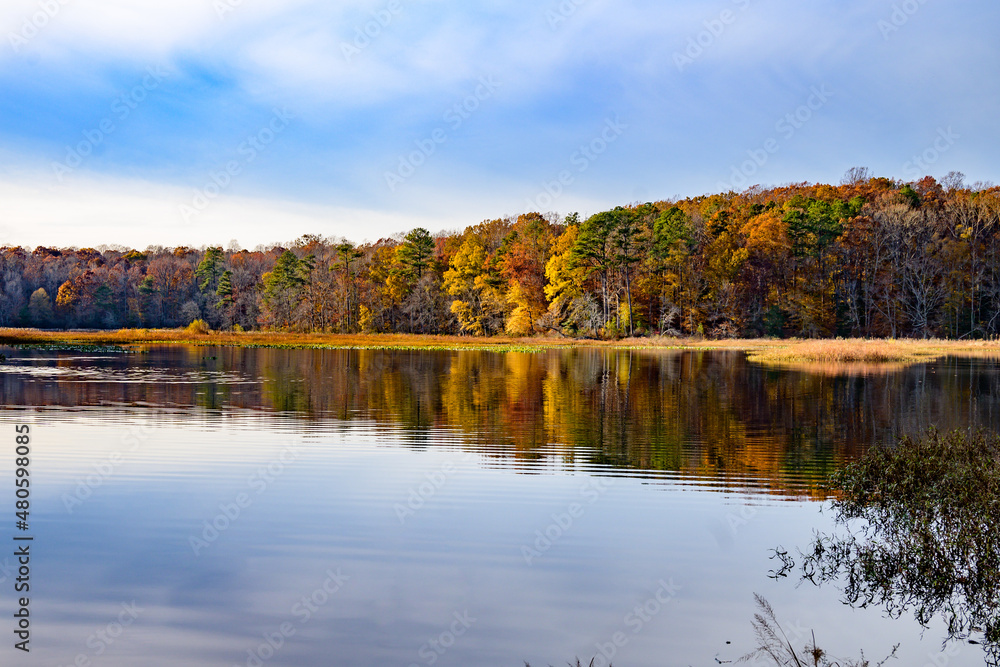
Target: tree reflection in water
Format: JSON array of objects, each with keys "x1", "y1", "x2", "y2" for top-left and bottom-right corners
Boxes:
[{"x1": 772, "y1": 429, "x2": 1000, "y2": 665}]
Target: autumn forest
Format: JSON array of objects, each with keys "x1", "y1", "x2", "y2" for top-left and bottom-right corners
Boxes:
[{"x1": 10, "y1": 170, "x2": 1000, "y2": 339}]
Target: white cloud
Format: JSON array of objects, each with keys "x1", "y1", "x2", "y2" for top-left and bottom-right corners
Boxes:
[
  {"x1": 1, "y1": 1, "x2": 720, "y2": 106},
  {"x1": 0, "y1": 169, "x2": 458, "y2": 249},
  {"x1": 2, "y1": 0, "x2": 217, "y2": 60},
  {"x1": 1, "y1": 0, "x2": 998, "y2": 249}
]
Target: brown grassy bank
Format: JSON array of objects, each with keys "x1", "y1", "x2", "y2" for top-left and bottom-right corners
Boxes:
[
  {"x1": 0, "y1": 327, "x2": 579, "y2": 351},
  {"x1": 0, "y1": 329, "x2": 998, "y2": 367},
  {"x1": 744, "y1": 337, "x2": 1000, "y2": 372},
  {"x1": 0, "y1": 327, "x2": 775, "y2": 352}
]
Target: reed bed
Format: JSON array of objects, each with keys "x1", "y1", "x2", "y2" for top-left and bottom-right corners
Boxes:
[
  {"x1": 0, "y1": 329, "x2": 999, "y2": 369},
  {"x1": 746, "y1": 337, "x2": 1000, "y2": 368},
  {"x1": 0, "y1": 328, "x2": 569, "y2": 352}
]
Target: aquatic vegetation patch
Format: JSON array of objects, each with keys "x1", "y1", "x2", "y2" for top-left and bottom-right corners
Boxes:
[{"x1": 6, "y1": 343, "x2": 142, "y2": 354}]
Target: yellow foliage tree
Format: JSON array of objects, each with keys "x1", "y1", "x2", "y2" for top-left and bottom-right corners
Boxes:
[
  {"x1": 505, "y1": 282, "x2": 535, "y2": 336},
  {"x1": 55, "y1": 280, "x2": 79, "y2": 311},
  {"x1": 742, "y1": 209, "x2": 790, "y2": 258},
  {"x1": 543, "y1": 225, "x2": 588, "y2": 314},
  {"x1": 444, "y1": 235, "x2": 505, "y2": 335}
]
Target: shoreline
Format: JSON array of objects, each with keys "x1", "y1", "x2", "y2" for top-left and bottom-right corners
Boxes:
[{"x1": 1, "y1": 328, "x2": 999, "y2": 366}]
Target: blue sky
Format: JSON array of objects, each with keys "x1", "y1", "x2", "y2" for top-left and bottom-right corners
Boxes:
[{"x1": 0, "y1": 0, "x2": 997, "y2": 249}]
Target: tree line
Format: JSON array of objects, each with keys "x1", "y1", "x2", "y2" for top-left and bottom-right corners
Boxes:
[{"x1": 6, "y1": 169, "x2": 1000, "y2": 339}]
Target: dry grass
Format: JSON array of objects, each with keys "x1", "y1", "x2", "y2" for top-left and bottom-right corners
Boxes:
[
  {"x1": 741, "y1": 594, "x2": 898, "y2": 667},
  {"x1": 0, "y1": 329, "x2": 999, "y2": 370},
  {"x1": 746, "y1": 337, "x2": 1000, "y2": 370},
  {"x1": 0, "y1": 328, "x2": 778, "y2": 351},
  {"x1": 0, "y1": 328, "x2": 577, "y2": 351}
]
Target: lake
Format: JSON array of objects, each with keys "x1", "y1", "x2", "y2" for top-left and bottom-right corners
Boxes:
[{"x1": 1, "y1": 346, "x2": 997, "y2": 666}]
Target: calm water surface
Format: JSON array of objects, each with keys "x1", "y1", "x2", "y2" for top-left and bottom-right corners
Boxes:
[{"x1": 1, "y1": 346, "x2": 998, "y2": 666}]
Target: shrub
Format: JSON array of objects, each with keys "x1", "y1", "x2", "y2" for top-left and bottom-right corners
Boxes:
[{"x1": 185, "y1": 319, "x2": 210, "y2": 335}]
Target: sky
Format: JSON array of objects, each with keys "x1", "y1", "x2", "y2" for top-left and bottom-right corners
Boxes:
[{"x1": 0, "y1": 0, "x2": 997, "y2": 250}]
